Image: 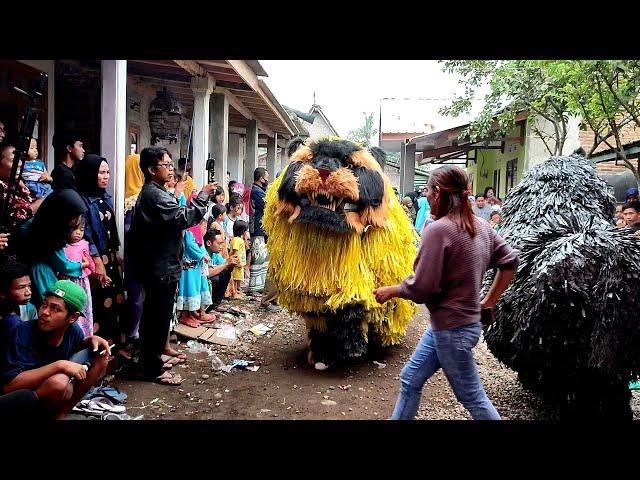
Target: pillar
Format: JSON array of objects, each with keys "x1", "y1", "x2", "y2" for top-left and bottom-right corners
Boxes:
[
  {"x1": 210, "y1": 92, "x2": 228, "y2": 189},
  {"x1": 190, "y1": 75, "x2": 214, "y2": 190},
  {"x1": 402, "y1": 143, "x2": 416, "y2": 195},
  {"x1": 266, "y1": 133, "x2": 277, "y2": 178},
  {"x1": 100, "y1": 60, "x2": 127, "y2": 253},
  {"x1": 244, "y1": 120, "x2": 258, "y2": 185}
]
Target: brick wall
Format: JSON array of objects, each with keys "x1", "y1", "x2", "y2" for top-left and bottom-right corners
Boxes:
[{"x1": 596, "y1": 158, "x2": 639, "y2": 175}]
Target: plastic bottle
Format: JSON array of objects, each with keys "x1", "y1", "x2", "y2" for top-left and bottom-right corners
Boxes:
[{"x1": 211, "y1": 354, "x2": 225, "y2": 371}]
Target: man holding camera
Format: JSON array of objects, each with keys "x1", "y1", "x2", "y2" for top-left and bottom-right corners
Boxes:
[{"x1": 128, "y1": 146, "x2": 218, "y2": 386}]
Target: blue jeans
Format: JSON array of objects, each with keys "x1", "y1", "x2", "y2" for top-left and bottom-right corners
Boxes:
[
  {"x1": 391, "y1": 322, "x2": 500, "y2": 420},
  {"x1": 69, "y1": 348, "x2": 94, "y2": 367}
]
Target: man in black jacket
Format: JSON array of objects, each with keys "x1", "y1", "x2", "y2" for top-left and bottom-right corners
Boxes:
[
  {"x1": 128, "y1": 146, "x2": 217, "y2": 385},
  {"x1": 51, "y1": 132, "x2": 85, "y2": 191}
]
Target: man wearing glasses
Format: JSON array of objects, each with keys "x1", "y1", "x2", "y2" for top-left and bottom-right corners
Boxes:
[{"x1": 128, "y1": 146, "x2": 217, "y2": 386}]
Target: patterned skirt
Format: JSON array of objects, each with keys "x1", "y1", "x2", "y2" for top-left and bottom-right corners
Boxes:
[{"x1": 248, "y1": 235, "x2": 268, "y2": 293}]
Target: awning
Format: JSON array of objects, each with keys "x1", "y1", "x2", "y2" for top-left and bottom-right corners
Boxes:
[{"x1": 127, "y1": 60, "x2": 300, "y2": 139}]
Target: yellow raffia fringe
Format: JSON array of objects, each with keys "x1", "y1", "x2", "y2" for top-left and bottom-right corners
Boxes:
[{"x1": 264, "y1": 164, "x2": 419, "y2": 347}]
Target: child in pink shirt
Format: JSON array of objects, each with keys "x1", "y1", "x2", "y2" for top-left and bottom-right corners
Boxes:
[{"x1": 61, "y1": 217, "x2": 95, "y2": 337}]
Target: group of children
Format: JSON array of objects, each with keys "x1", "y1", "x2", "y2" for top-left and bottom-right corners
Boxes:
[{"x1": 173, "y1": 179, "x2": 254, "y2": 329}]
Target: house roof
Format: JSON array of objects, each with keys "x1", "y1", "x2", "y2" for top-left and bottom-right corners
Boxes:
[
  {"x1": 283, "y1": 103, "x2": 339, "y2": 138},
  {"x1": 126, "y1": 60, "x2": 295, "y2": 138},
  {"x1": 406, "y1": 112, "x2": 528, "y2": 164},
  {"x1": 309, "y1": 104, "x2": 339, "y2": 137}
]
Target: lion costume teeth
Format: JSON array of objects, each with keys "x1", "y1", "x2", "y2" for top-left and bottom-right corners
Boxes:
[{"x1": 263, "y1": 137, "x2": 418, "y2": 366}]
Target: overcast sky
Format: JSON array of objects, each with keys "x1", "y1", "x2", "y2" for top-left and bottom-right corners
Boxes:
[{"x1": 260, "y1": 60, "x2": 482, "y2": 141}]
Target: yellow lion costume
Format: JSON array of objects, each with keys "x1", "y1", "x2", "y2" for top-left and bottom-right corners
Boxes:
[{"x1": 263, "y1": 137, "x2": 418, "y2": 369}]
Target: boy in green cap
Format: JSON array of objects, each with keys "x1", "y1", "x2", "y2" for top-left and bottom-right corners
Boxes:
[{"x1": 1, "y1": 280, "x2": 111, "y2": 419}]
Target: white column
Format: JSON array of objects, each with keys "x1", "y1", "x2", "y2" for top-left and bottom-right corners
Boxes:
[
  {"x1": 210, "y1": 92, "x2": 229, "y2": 190},
  {"x1": 244, "y1": 120, "x2": 258, "y2": 185},
  {"x1": 399, "y1": 142, "x2": 407, "y2": 195},
  {"x1": 101, "y1": 60, "x2": 127, "y2": 254},
  {"x1": 266, "y1": 133, "x2": 277, "y2": 177},
  {"x1": 403, "y1": 143, "x2": 416, "y2": 195},
  {"x1": 190, "y1": 76, "x2": 214, "y2": 190},
  {"x1": 279, "y1": 143, "x2": 288, "y2": 171}
]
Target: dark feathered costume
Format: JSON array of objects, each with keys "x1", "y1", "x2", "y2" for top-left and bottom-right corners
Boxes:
[{"x1": 483, "y1": 153, "x2": 640, "y2": 419}]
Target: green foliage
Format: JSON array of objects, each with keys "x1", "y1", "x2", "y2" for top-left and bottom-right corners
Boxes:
[
  {"x1": 440, "y1": 60, "x2": 573, "y2": 155},
  {"x1": 441, "y1": 60, "x2": 640, "y2": 185},
  {"x1": 346, "y1": 112, "x2": 378, "y2": 147}
]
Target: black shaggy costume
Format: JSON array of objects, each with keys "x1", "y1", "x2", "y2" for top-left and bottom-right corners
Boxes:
[{"x1": 483, "y1": 152, "x2": 640, "y2": 419}]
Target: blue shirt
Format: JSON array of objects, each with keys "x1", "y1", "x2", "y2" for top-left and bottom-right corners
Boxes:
[
  {"x1": 210, "y1": 252, "x2": 225, "y2": 266},
  {"x1": 415, "y1": 197, "x2": 431, "y2": 233},
  {"x1": 1, "y1": 320, "x2": 85, "y2": 386}
]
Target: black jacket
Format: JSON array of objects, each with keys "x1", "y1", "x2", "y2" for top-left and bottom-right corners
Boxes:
[
  {"x1": 128, "y1": 181, "x2": 209, "y2": 283},
  {"x1": 51, "y1": 163, "x2": 76, "y2": 191},
  {"x1": 249, "y1": 183, "x2": 266, "y2": 238}
]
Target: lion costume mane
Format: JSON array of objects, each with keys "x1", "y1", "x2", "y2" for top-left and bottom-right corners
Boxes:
[{"x1": 263, "y1": 137, "x2": 418, "y2": 368}]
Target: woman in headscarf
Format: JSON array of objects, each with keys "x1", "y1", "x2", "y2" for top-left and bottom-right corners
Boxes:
[
  {"x1": 18, "y1": 189, "x2": 89, "y2": 306},
  {"x1": 76, "y1": 154, "x2": 125, "y2": 344}
]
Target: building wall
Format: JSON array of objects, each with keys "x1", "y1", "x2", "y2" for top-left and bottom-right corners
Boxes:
[
  {"x1": 384, "y1": 164, "x2": 400, "y2": 188},
  {"x1": 466, "y1": 125, "x2": 526, "y2": 200},
  {"x1": 304, "y1": 113, "x2": 337, "y2": 139},
  {"x1": 524, "y1": 115, "x2": 582, "y2": 170}
]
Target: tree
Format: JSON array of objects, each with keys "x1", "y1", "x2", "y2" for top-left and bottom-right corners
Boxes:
[
  {"x1": 440, "y1": 60, "x2": 640, "y2": 187},
  {"x1": 440, "y1": 60, "x2": 573, "y2": 156},
  {"x1": 347, "y1": 112, "x2": 378, "y2": 147},
  {"x1": 563, "y1": 60, "x2": 640, "y2": 185}
]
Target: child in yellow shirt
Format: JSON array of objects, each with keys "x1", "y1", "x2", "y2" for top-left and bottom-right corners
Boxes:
[{"x1": 229, "y1": 220, "x2": 249, "y2": 299}]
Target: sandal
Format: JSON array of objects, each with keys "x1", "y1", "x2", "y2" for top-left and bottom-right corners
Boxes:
[
  {"x1": 198, "y1": 312, "x2": 217, "y2": 324},
  {"x1": 179, "y1": 316, "x2": 201, "y2": 328},
  {"x1": 160, "y1": 355, "x2": 185, "y2": 365},
  {"x1": 154, "y1": 372, "x2": 182, "y2": 386},
  {"x1": 87, "y1": 397, "x2": 126, "y2": 414},
  {"x1": 229, "y1": 306, "x2": 249, "y2": 316}
]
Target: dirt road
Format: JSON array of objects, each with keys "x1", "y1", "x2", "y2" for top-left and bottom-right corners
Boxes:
[{"x1": 111, "y1": 299, "x2": 604, "y2": 420}]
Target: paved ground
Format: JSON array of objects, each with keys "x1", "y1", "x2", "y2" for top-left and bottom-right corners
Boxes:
[{"x1": 106, "y1": 299, "x2": 640, "y2": 420}]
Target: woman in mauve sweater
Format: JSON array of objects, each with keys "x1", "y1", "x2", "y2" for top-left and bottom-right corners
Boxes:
[{"x1": 374, "y1": 166, "x2": 519, "y2": 420}]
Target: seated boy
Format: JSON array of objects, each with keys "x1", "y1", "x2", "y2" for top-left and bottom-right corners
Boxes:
[
  {"x1": 1, "y1": 280, "x2": 111, "y2": 419},
  {"x1": 0, "y1": 259, "x2": 34, "y2": 353},
  {"x1": 204, "y1": 228, "x2": 238, "y2": 312}
]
